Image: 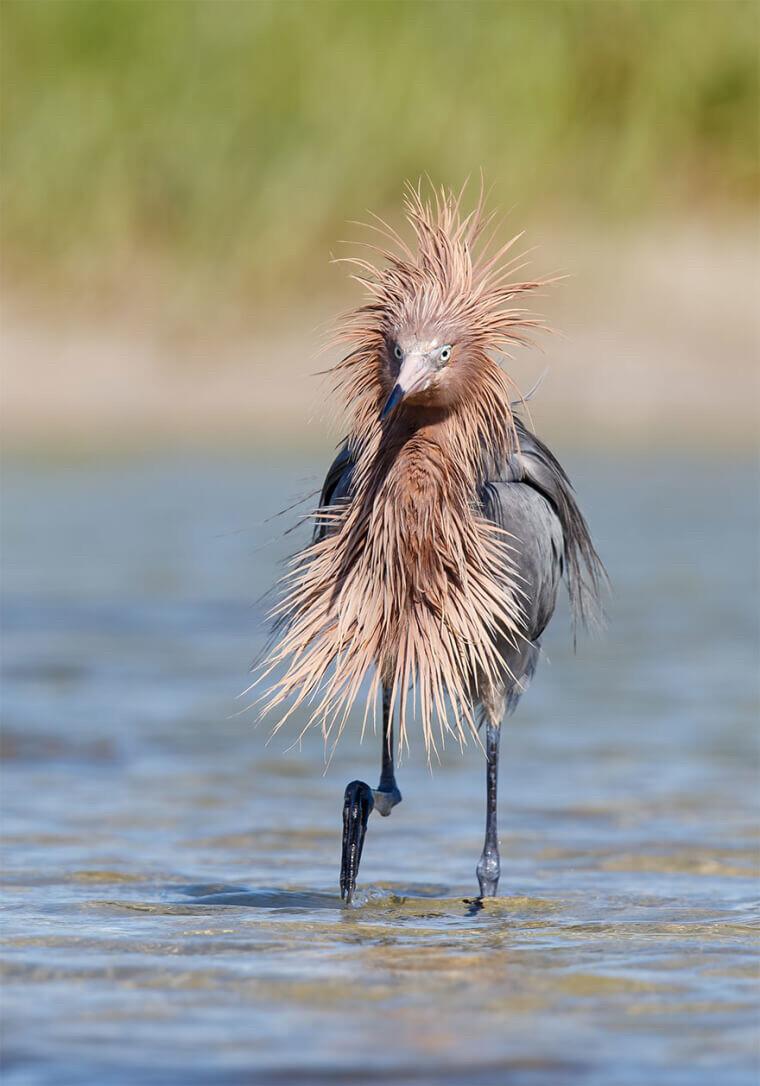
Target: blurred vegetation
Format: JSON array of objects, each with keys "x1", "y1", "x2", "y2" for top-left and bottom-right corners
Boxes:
[{"x1": 2, "y1": 0, "x2": 757, "y2": 305}]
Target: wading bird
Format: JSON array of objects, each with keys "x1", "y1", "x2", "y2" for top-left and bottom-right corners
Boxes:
[{"x1": 261, "y1": 184, "x2": 605, "y2": 903}]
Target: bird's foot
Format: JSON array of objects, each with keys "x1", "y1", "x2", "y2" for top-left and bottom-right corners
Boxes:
[
  {"x1": 372, "y1": 783, "x2": 402, "y2": 817},
  {"x1": 340, "y1": 780, "x2": 374, "y2": 903},
  {"x1": 476, "y1": 877, "x2": 499, "y2": 898},
  {"x1": 476, "y1": 850, "x2": 500, "y2": 898}
]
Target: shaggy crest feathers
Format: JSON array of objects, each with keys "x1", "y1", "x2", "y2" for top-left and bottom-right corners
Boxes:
[
  {"x1": 259, "y1": 183, "x2": 553, "y2": 756},
  {"x1": 331, "y1": 183, "x2": 547, "y2": 465}
]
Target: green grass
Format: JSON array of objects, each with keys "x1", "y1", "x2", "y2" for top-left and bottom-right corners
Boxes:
[{"x1": 2, "y1": 0, "x2": 757, "y2": 301}]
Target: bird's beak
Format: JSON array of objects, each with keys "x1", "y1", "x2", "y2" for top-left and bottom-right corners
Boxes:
[{"x1": 380, "y1": 352, "x2": 432, "y2": 419}]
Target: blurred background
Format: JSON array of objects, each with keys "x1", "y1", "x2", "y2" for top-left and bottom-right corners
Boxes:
[
  {"x1": 2, "y1": 4, "x2": 759, "y2": 1085},
  {"x1": 2, "y1": 0, "x2": 758, "y2": 450}
]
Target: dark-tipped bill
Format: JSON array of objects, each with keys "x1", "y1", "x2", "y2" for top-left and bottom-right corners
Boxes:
[{"x1": 380, "y1": 384, "x2": 404, "y2": 420}]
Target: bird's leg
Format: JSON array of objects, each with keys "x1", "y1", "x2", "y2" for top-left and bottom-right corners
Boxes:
[
  {"x1": 476, "y1": 722, "x2": 501, "y2": 898},
  {"x1": 374, "y1": 685, "x2": 402, "y2": 816},
  {"x1": 340, "y1": 686, "x2": 402, "y2": 902}
]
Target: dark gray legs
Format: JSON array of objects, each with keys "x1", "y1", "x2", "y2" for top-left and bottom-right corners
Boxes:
[
  {"x1": 340, "y1": 686, "x2": 402, "y2": 902},
  {"x1": 374, "y1": 686, "x2": 402, "y2": 816},
  {"x1": 476, "y1": 722, "x2": 501, "y2": 898},
  {"x1": 340, "y1": 693, "x2": 503, "y2": 901}
]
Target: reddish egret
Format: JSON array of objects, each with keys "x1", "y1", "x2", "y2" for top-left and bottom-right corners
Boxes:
[{"x1": 262, "y1": 183, "x2": 605, "y2": 902}]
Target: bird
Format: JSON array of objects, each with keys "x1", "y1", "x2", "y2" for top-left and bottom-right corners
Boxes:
[{"x1": 260, "y1": 182, "x2": 606, "y2": 903}]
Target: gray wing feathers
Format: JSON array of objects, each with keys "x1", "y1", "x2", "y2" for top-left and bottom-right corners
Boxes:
[
  {"x1": 314, "y1": 442, "x2": 353, "y2": 543},
  {"x1": 479, "y1": 418, "x2": 606, "y2": 712},
  {"x1": 479, "y1": 480, "x2": 564, "y2": 641},
  {"x1": 479, "y1": 479, "x2": 564, "y2": 711},
  {"x1": 506, "y1": 418, "x2": 607, "y2": 631}
]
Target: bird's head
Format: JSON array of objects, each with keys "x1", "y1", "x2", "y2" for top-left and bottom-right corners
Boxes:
[
  {"x1": 332, "y1": 181, "x2": 550, "y2": 441},
  {"x1": 380, "y1": 335, "x2": 458, "y2": 418}
]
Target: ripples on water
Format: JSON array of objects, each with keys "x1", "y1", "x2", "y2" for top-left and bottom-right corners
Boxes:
[{"x1": 1, "y1": 452, "x2": 758, "y2": 1085}]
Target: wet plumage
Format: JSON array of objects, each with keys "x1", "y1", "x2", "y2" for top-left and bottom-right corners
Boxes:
[{"x1": 260, "y1": 182, "x2": 606, "y2": 900}]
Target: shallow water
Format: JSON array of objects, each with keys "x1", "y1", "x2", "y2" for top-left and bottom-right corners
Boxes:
[{"x1": 2, "y1": 451, "x2": 758, "y2": 1085}]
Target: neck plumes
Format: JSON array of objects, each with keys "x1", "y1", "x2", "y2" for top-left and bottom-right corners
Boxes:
[{"x1": 261, "y1": 356, "x2": 526, "y2": 757}]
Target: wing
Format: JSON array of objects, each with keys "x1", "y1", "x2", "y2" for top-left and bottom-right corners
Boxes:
[
  {"x1": 313, "y1": 440, "x2": 354, "y2": 543},
  {"x1": 479, "y1": 477, "x2": 564, "y2": 644},
  {"x1": 478, "y1": 418, "x2": 606, "y2": 710},
  {"x1": 485, "y1": 416, "x2": 607, "y2": 631}
]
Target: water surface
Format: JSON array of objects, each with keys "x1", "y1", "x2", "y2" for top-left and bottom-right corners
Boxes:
[{"x1": 2, "y1": 452, "x2": 758, "y2": 1084}]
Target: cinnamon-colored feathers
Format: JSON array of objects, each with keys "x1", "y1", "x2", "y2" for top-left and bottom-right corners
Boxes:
[{"x1": 259, "y1": 183, "x2": 554, "y2": 756}]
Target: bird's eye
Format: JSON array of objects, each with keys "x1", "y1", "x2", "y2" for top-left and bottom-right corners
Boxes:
[
  {"x1": 393, "y1": 344, "x2": 403, "y2": 361},
  {"x1": 439, "y1": 345, "x2": 452, "y2": 364}
]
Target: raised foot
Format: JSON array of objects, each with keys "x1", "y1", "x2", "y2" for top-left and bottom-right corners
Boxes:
[
  {"x1": 372, "y1": 785, "x2": 402, "y2": 817},
  {"x1": 340, "y1": 780, "x2": 374, "y2": 903}
]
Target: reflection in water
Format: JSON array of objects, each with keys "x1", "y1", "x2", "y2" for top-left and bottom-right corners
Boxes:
[{"x1": 1, "y1": 454, "x2": 758, "y2": 1085}]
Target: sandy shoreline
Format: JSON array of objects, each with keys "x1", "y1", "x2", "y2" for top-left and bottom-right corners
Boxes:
[{"x1": 2, "y1": 222, "x2": 757, "y2": 454}]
